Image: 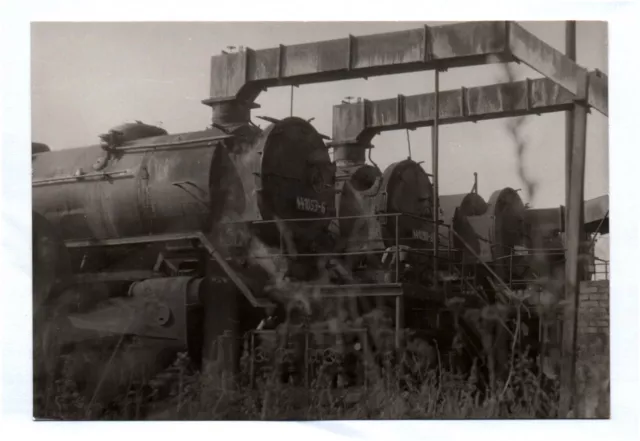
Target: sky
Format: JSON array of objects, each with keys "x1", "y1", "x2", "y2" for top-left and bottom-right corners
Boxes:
[{"x1": 30, "y1": 21, "x2": 609, "y2": 256}]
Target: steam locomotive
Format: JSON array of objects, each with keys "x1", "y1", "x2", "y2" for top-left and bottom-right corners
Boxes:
[{"x1": 32, "y1": 116, "x2": 580, "y2": 414}]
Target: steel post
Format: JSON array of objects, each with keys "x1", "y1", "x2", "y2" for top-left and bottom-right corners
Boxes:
[
  {"x1": 395, "y1": 295, "x2": 402, "y2": 350},
  {"x1": 432, "y1": 68, "x2": 440, "y2": 289},
  {"x1": 395, "y1": 215, "x2": 400, "y2": 282},
  {"x1": 559, "y1": 67, "x2": 589, "y2": 417},
  {"x1": 565, "y1": 21, "x2": 577, "y2": 212},
  {"x1": 509, "y1": 253, "x2": 513, "y2": 288}
]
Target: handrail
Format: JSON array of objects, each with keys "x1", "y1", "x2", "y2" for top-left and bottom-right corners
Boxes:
[
  {"x1": 247, "y1": 211, "x2": 450, "y2": 225},
  {"x1": 259, "y1": 209, "x2": 516, "y2": 301},
  {"x1": 242, "y1": 209, "x2": 605, "y2": 300},
  {"x1": 447, "y1": 227, "x2": 524, "y2": 307},
  {"x1": 248, "y1": 211, "x2": 453, "y2": 284},
  {"x1": 492, "y1": 250, "x2": 566, "y2": 263}
]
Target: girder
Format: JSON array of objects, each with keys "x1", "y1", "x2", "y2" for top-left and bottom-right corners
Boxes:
[
  {"x1": 204, "y1": 21, "x2": 607, "y2": 121},
  {"x1": 331, "y1": 77, "x2": 580, "y2": 145}
]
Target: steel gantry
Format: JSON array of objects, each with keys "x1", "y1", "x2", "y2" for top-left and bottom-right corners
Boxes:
[{"x1": 202, "y1": 21, "x2": 607, "y2": 128}]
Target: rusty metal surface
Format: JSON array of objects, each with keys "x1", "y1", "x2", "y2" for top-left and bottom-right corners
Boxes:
[
  {"x1": 206, "y1": 22, "x2": 607, "y2": 119},
  {"x1": 376, "y1": 159, "x2": 436, "y2": 249},
  {"x1": 525, "y1": 207, "x2": 565, "y2": 238},
  {"x1": 439, "y1": 192, "x2": 488, "y2": 227},
  {"x1": 486, "y1": 188, "x2": 527, "y2": 261},
  {"x1": 449, "y1": 193, "x2": 490, "y2": 262},
  {"x1": 524, "y1": 195, "x2": 608, "y2": 237},
  {"x1": 66, "y1": 276, "x2": 202, "y2": 347},
  {"x1": 106, "y1": 121, "x2": 168, "y2": 142},
  {"x1": 332, "y1": 77, "x2": 576, "y2": 144},
  {"x1": 560, "y1": 84, "x2": 590, "y2": 416},
  {"x1": 64, "y1": 232, "x2": 206, "y2": 248},
  {"x1": 247, "y1": 117, "x2": 336, "y2": 250},
  {"x1": 439, "y1": 194, "x2": 468, "y2": 227},
  {"x1": 452, "y1": 188, "x2": 526, "y2": 268},
  {"x1": 64, "y1": 231, "x2": 272, "y2": 309},
  {"x1": 207, "y1": 21, "x2": 509, "y2": 102},
  {"x1": 508, "y1": 23, "x2": 607, "y2": 116},
  {"x1": 587, "y1": 70, "x2": 608, "y2": 117},
  {"x1": 332, "y1": 100, "x2": 369, "y2": 147},
  {"x1": 337, "y1": 164, "x2": 385, "y2": 254},
  {"x1": 70, "y1": 270, "x2": 165, "y2": 283},
  {"x1": 32, "y1": 128, "x2": 244, "y2": 242}
]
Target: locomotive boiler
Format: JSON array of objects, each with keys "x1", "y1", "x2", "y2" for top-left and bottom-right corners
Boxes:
[
  {"x1": 32, "y1": 123, "x2": 240, "y2": 242},
  {"x1": 333, "y1": 158, "x2": 439, "y2": 284},
  {"x1": 32, "y1": 118, "x2": 336, "y2": 273},
  {"x1": 439, "y1": 187, "x2": 528, "y2": 283}
]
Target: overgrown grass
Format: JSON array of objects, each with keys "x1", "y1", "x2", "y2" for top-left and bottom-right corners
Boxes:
[{"x1": 33, "y1": 326, "x2": 610, "y2": 421}]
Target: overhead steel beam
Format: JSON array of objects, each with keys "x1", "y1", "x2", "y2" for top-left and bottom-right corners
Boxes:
[
  {"x1": 508, "y1": 23, "x2": 607, "y2": 116},
  {"x1": 331, "y1": 77, "x2": 578, "y2": 145},
  {"x1": 204, "y1": 21, "x2": 510, "y2": 105},
  {"x1": 204, "y1": 21, "x2": 607, "y2": 122}
]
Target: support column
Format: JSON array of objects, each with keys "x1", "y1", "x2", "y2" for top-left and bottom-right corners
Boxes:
[
  {"x1": 560, "y1": 73, "x2": 589, "y2": 417},
  {"x1": 432, "y1": 69, "x2": 441, "y2": 289},
  {"x1": 565, "y1": 21, "x2": 576, "y2": 205}
]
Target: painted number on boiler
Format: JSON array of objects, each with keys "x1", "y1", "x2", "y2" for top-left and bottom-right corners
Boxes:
[
  {"x1": 296, "y1": 197, "x2": 327, "y2": 215},
  {"x1": 412, "y1": 229, "x2": 433, "y2": 242}
]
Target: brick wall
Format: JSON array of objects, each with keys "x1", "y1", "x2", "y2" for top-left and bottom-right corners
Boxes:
[
  {"x1": 578, "y1": 280, "x2": 610, "y2": 342},
  {"x1": 576, "y1": 279, "x2": 610, "y2": 418}
]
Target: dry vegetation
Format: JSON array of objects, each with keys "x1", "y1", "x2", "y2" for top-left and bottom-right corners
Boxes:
[{"x1": 33, "y1": 298, "x2": 610, "y2": 421}]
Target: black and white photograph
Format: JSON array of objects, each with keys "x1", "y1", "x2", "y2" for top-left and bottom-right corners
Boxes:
[{"x1": 2, "y1": 2, "x2": 639, "y2": 435}]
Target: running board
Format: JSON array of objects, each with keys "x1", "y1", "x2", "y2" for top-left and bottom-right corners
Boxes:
[
  {"x1": 66, "y1": 232, "x2": 274, "y2": 309},
  {"x1": 309, "y1": 283, "x2": 403, "y2": 298}
]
